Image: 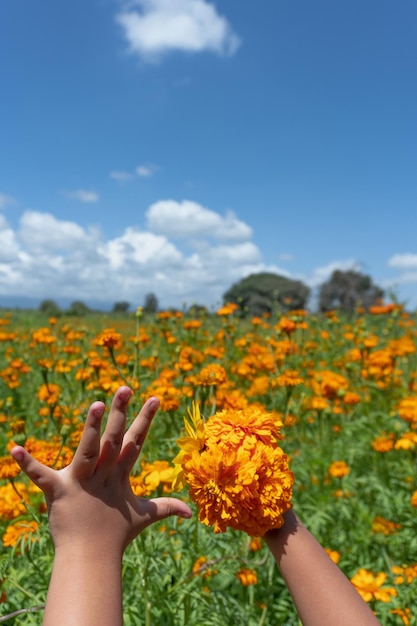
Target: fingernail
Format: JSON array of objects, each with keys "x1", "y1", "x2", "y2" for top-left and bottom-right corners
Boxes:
[
  {"x1": 119, "y1": 387, "x2": 132, "y2": 402},
  {"x1": 11, "y1": 447, "x2": 24, "y2": 462},
  {"x1": 148, "y1": 397, "x2": 160, "y2": 411},
  {"x1": 92, "y1": 403, "x2": 105, "y2": 417}
]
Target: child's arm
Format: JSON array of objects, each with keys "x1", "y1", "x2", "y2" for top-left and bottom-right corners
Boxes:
[
  {"x1": 11, "y1": 386, "x2": 192, "y2": 626},
  {"x1": 264, "y1": 510, "x2": 380, "y2": 626}
]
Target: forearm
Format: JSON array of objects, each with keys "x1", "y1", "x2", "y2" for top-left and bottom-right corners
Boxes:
[
  {"x1": 43, "y1": 546, "x2": 123, "y2": 626},
  {"x1": 264, "y1": 510, "x2": 380, "y2": 626}
]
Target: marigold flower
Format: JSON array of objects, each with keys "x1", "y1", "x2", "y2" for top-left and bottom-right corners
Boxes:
[
  {"x1": 410, "y1": 490, "x2": 417, "y2": 507},
  {"x1": 312, "y1": 370, "x2": 349, "y2": 399},
  {"x1": 328, "y1": 460, "x2": 350, "y2": 478},
  {"x1": 398, "y1": 397, "x2": 417, "y2": 425},
  {"x1": 390, "y1": 608, "x2": 412, "y2": 625},
  {"x1": 0, "y1": 483, "x2": 29, "y2": 519},
  {"x1": 372, "y1": 516, "x2": 401, "y2": 535},
  {"x1": 236, "y1": 568, "x2": 258, "y2": 586},
  {"x1": 392, "y1": 564, "x2": 417, "y2": 584},
  {"x1": 324, "y1": 548, "x2": 340, "y2": 564},
  {"x1": 32, "y1": 327, "x2": 56, "y2": 344},
  {"x1": 308, "y1": 396, "x2": 330, "y2": 411},
  {"x1": 37, "y1": 383, "x2": 60, "y2": 405},
  {"x1": 249, "y1": 537, "x2": 263, "y2": 551},
  {"x1": 372, "y1": 433, "x2": 395, "y2": 453},
  {"x1": 276, "y1": 370, "x2": 304, "y2": 387},
  {"x1": 343, "y1": 391, "x2": 361, "y2": 405},
  {"x1": 395, "y1": 431, "x2": 417, "y2": 450},
  {"x1": 2, "y1": 520, "x2": 39, "y2": 548},
  {"x1": 276, "y1": 316, "x2": 296, "y2": 334},
  {"x1": 350, "y1": 568, "x2": 397, "y2": 603},
  {"x1": 191, "y1": 555, "x2": 218, "y2": 579},
  {"x1": 190, "y1": 364, "x2": 228, "y2": 387},
  {"x1": 175, "y1": 406, "x2": 293, "y2": 536},
  {"x1": 94, "y1": 328, "x2": 122, "y2": 349},
  {"x1": 0, "y1": 456, "x2": 21, "y2": 480},
  {"x1": 216, "y1": 303, "x2": 238, "y2": 316}
]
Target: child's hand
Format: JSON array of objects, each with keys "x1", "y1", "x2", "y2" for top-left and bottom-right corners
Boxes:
[{"x1": 11, "y1": 386, "x2": 192, "y2": 557}]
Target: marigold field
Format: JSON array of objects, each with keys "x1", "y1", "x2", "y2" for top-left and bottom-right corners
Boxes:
[{"x1": 1, "y1": 304, "x2": 417, "y2": 625}]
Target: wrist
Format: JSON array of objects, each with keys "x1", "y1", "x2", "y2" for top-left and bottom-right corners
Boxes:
[
  {"x1": 264, "y1": 509, "x2": 301, "y2": 554},
  {"x1": 53, "y1": 541, "x2": 124, "y2": 565}
]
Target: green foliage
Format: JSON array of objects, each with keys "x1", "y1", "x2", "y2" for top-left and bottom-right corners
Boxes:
[
  {"x1": 38, "y1": 299, "x2": 62, "y2": 317},
  {"x1": 112, "y1": 301, "x2": 130, "y2": 314},
  {"x1": 318, "y1": 269, "x2": 384, "y2": 313},
  {"x1": 143, "y1": 292, "x2": 159, "y2": 314},
  {"x1": 223, "y1": 272, "x2": 310, "y2": 316},
  {"x1": 66, "y1": 300, "x2": 91, "y2": 316}
]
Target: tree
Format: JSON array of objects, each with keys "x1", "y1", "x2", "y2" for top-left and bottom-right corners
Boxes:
[
  {"x1": 143, "y1": 293, "x2": 158, "y2": 314},
  {"x1": 66, "y1": 300, "x2": 90, "y2": 316},
  {"x1": 223, "y1": 272, "x2": 310, "y2": 317},
  {"x1": 39, "y1": 299, "x2": 62, "y2": 317},
  {"x1": 318, "y1": 269, "x2": 384, "y2": 313},
  {"x1": 112, "y1": 301, "x2": 130, "y2": 314}
]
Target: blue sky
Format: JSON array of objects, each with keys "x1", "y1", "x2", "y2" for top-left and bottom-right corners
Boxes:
[{"x1": 1, "y1": 0, "x2": 416, "y2": 310}]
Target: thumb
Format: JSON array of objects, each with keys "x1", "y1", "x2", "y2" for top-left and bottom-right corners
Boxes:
[
  {"x1": 10, "y1": 446, "x2": 58, "y2": 496},
  {"x1": 141, "y1": 497, "x2": 193, "y2": 528}
]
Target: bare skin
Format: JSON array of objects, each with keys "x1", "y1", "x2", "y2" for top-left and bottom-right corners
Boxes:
[
  {"x1": 11, "y1": 386, "x2": 192, "y2": 626},
  {"x1": 264, "y1": 510, "x2": 381, "y2": 626}
]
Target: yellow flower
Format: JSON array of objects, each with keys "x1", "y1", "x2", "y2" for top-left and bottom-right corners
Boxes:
[
  {"x1": 2, "y1": 520, "x2": 39, "y2": 548},
  {"x1": 175, "y1": 407, "x2": 293, "y2": 539},
  {"x1": 328, "y1": 461, "x2": 350, "y2": 478},
  {"x1": 350, "y1": 568, "x2": 397, "y2": 603},
  {"x1": 372, "y1": 516, "x2": 401, "y2": 535},
  {"x1": 390, "y1": 608, "x2": 412, "y2": 625},
  {"x1": 94, "y1": 328, "x2": 122, "y2": 349},
  {"x1": 398, "y1": 397, "x2": 417, "y2": 425},
  {"x1": 0, "y1": 483, "x2": 29, "y2": 520},
  {"x1": 37, "y1": 383, "x2": 60, "y2": 405},
  {"x1": 204, "y1": 406, "x2": 283, "y2": 451},
  {"x1": 249, "y1": 537, "x2": 263, "y2": 551},
  {"x1": 392, "y1": 564, "x2": 417, "y2": 584},
  {"x1": 216, "y1": 302, "x2": 238, "y2": 316},
  {"x1": 236, "y1": 568, "x2": 258, "y2": 586},
  {"x1": 324, "y1": 548, "x2": 340, "y2": 564},
  {"x1": 275, "y1": 370, "x2": 304, "y2": 387},
  {"x1": 172, "y1": 402, "x2": 206, "y2": 491},
  {"x1": 372, "y1": 433, "x2": 395, "y2": 453},
  {"x1": 0, "y1": 456, "x2": 21, "y2": 480}
]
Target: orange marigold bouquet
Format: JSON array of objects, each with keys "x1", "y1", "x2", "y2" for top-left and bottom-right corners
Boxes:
[{"x1": 172, "y1": 403, "x2": 294, "y2": 536}]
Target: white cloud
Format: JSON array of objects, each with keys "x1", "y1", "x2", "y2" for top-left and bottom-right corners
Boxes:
[
  {"x1": 136, "y1": 165, "x2": 153, "y2": 178},
  {"x1": 110, "y1": 171, "x2": 134, "y2": 182},
  {"x1": 19, "y1": 211, "x2": 96, "y2": 252},
  {"x1": 0, "y1": 203, "x2": 265, "y2": 308},
  {"x1": 66, "y1": 189, "x2": 99, "y2": 203},
  {"x1": 388, "y1": 253, "x2": 417, "y2": 270},
  {"x1": 146, "y1": 199, "x2": 252, "y2": 241},
  {"x1": 0, "y1": 194, "x2": 17, "y2": 209},
  {"x1": 98, "y1": 227, "x2": 183, "y2": 270},
  {"x1": 116, "y1": 0, "x2": 240, "y2": 62},
  {"x1": 2, "y1": 207, "x2": 413, "y2": 310}
]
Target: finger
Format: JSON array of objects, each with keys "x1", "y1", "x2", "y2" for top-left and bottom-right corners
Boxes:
[
  {"x1": 70, "y1": 401, "x2": 105, "y2": 479},
  {"x1": 97, "y1": 386, "x2": 132, "y2": 475},
  {"x1": 117, "y1": 396, "x2": 160, "y2": 477},
  {"x1": 10, "y1": 446, "x2": 58, "y2": 496},
  {"x1": 137, "y1": 496, "x2": 193, "y2": 531}
]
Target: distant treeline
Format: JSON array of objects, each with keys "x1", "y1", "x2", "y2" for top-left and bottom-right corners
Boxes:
[{"x1": 12, "y1": 269, "x2": 398, "y2": 319}]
